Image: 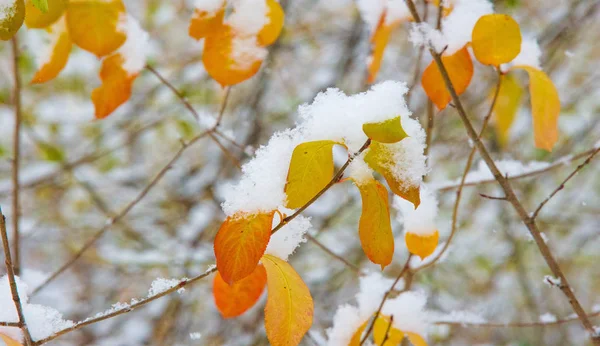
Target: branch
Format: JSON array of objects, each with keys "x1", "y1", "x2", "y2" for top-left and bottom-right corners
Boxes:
[
  {"x1": 305, "y1": 234, "x2": 361, "y2": 274},
  {"x1": 434, "y1": 310, "x2": 600, "y2": 328},
  {"x1": 0, "y1": 322, "x2": 20, "y2": 327},
  {"x1": 403, "y1": 0, "x2": 600, "y2": 342},
  {"x1": 1, "y1": 208, "x2": 34, "y2": 346},
  {"x1": 10, "y1": 36, "x2": 23, "y2": 275}
]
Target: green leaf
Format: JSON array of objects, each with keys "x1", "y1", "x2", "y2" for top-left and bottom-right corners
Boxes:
[
  {"x1": 38, "y1": 143, "x2": 65, "y2": 162},
  {"x1": 362, "y1": 116, "x2": 408, "y2": 143},
  {"x1": 30, "y1": 0, "x2": 49, "y2": 13}
]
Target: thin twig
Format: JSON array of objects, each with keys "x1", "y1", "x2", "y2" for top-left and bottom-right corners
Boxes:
[
  {"x1": 1, "y1": 208, "x2": 34, "y2": 346},
  {"x1": 478, "y1": 193, "x2": 508, "y2": 201},
  {"x1": 359, "y1": 256, "x2": 412, "y2": 345},
  {"x1": 380, "y1": 315, "x2": 394, "y2": 345},
  {"x1": 0, "y1": 321, "x2": 21, "y2": 327},
  {"x1": 434, "y1": 310, "x2": 600, "y2": 328},
  {"x1": 10, "y1": 37, "x2": 22, "y2": 275},
  {"x1": 215, "y1": 87, "x2": 232, "y2": 127},
  {"x1": 305, "y1": 234, "x2": 361, "y2": 274},
  {"x1": 531, "y1": 147, "x2": 600, "y2": 219},
  {"x1": 404, "y1": 0, "x2": 600, "y2": 341}
]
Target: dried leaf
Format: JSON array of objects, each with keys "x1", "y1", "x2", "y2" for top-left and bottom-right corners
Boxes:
[
  {"x1": 31, "y1": 18, "x2": 71, "y2": 84},
  {"x1": 257, "y1": 0, "x2": 284, "y2": 46},
  {"x1": 213, "y1": 264, "x2": 267, "y2": 318},
  {"x1": 362, "y1": 116, "x2": 408, "y2": 144},
  {"x1": 405, "y1": 230, "x2": 439, "y2": 260},
  {"x1": 472, "y1": 14, "x2": 522, "y2": 66},
  {"x1": 25, "y1": 0, "x2": 65, "y2": 28}
]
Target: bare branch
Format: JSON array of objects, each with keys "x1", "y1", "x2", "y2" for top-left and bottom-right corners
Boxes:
[
  {"x1": 435, "y1": 310, "x2": 600, "y2": 328},
  {"x1": 10, "y1": 36, "x2": 23, "y2": 276},
  {"x1": 305, "y1": 234, "x2": 361, "y2": 274}
]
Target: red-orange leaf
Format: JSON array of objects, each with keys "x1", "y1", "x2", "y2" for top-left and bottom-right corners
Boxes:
[
  {"x1": 91, "y1": 54, "x2": 136, "y2": 119},
  {"x1": 422, "y1": 46, "x2": 473, "y2": 110},
  {"x1": 31, "y1": 18, "x2": 72, "y2": 84},
  {"x1": 213, "y1": 264, "x2": 267, "y2": 318},
  {"x1": 214, "y1": 211, "x2": 275, "y2": 284},
  {"x1": 188, "y1": 6, "x2": 224, "y2": 40},
  {"x1": 257, "y1": 0, "x2": 284, "y2": 46}
]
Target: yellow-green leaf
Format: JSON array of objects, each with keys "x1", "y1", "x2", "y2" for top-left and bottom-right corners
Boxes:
[
  {"x1": 363, "y1": 116, "x2": 409, "y2": 144},
  {"x1": 30, "y1": 0, "x2": 49, "y2": 12},
  {"x1": 0, "y1": 0, "x2": 25, "y2": 41},
  {"x1": 262, "y1": 254, "x2": 314, "y2": 346},
  {"x1": 472, "y1": 14, "x2": 522, "y2": 66},
  {"x1": 356, "y1": 179, "x2": 394, "y2": 269},
  {"x1": 514, "y1": 66, "x2": 560, "y2": 151},
  {"x1": 284, "y1": 140, "x2": 340, "y2": 209},
  {"x1": 492, "y1": 73, "x2": 523, "y2": 146},
  {"x1": 25, "y1": 0, "x2": 65, "y2": 28},
  {"x1": 364, "y1": 141, "x2": 420, "y2": 208}
]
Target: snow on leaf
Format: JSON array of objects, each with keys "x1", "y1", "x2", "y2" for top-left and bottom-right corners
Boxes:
[
  {"x1": 405, "y1": 230, "x2": 439, "y2": 260},
  {"x1": 262, "y1": 254, "x2": 313, "y2": 346},
  {"x1": 25, "y1": 0, "x2": 64, "y2": 28},
  {"x1": 471, "y1": 14, "x2": 522, "y2": 66},
  {"x1": 0, "y1": 0, "x2": 25, "y2": 41},
  {"x1": 188, "y1": 3, "x2": 225, "y2": 40},
  {"x1": 257, "y1": 0, "x2": 284, "y2": 46},
  {"x1": 213, "y1": 264, "x2": 267, "y2": 318},
  {"x1": 362, "y1": 116, "x2": 408, "y2": 144},
  {"x1": 214, "y1": 212, "x2": 275, "y2": 284},
  {"x1": 31, "y1": 17, "x2": 71, "y2": 84}
]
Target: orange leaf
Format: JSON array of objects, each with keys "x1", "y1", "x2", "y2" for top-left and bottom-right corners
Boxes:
[
  {"x1": 0, "y1": 0, "x2": 25, "y2": 41},
  {"x1": 406, "y1": 332, "x2": 429, "y2": 346},
  {"x1": 25, "y1": 0, "x2": 66, "y2": 28},
  {"x1": 367, "y1": 13, "x2": 395, "y2": 84},
  {"x1": 188, "y1": 6, "x2": 224, "y2": 40},
  {"x1": 514, "y1": 66, "x2": 560, "y2": 151},
  {"x1": 356, "y1": 179, "x2": 394, "y2": 269},
  {"x1": 31, "y1": 18, "x2": 72, "y2": 84},
  {"x1": 65, "y1": 0, "x2": 126, "y2": 57},
  {"x1": 213, "y1": 264, "x2": 267, "y2": 318},
  {"x1": 214, "y1": 212, "x2": 275, "y2": 284},
  {"x1": 472, "y1": 14, "x2": 521, "y2": 66},
  {"x1": 202, "y1": 24, "x2": 264, "y2": 86},
  {"x1": 91, "y1": 54, "x2": 136, "y2": 119},
  {"x1": 405, "y1": 230, "x2": 439, "y2": 260},
  {"x1": 0, "y1": 333, "x2": 22, "y2": 346},
  {"x1": 492, "y1": 73, "x2": 523, "y2": 146},
  {"x1": 262, "y1": 254, "x2": 313, "y2": 346},
  {"x1": 257, "y1": 0, "x2": 284, "y2": 46},
  {"x1": 421, "y1": 46, "x2": 473, "y2": 110}
]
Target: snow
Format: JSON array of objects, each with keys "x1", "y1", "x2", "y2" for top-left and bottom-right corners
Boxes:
[
  {"x1": 117, "y1": 15, "x2": 150, "y2": 75},
  {"x1": 394, "y1": 186, "x2": 438, "y2": 236},
  {"x1": 539, "y1": 313, "x2": 557, "y2": 323},
  {"x1": 193, "y1": 0, "x2": 225, "y2": 14},
  {"x1": 347, "y1": 153, "x2": 374, "y2": 184},
  {"x1": 0, "y1": 0, "x2": 17, "y2": 22},
  {"x1": 501, "y1": 37, "x2": 542, "y2": 72},
  {"x1": 441, "y1": 0, "x2": 493, "y2": 55},
  {"x1": 189, "y1": 332, "x2": 202, "y2": 340},
  {"x1": 227, "y1": 0, "x2": 269, "y2": 36},
  {"x1": 265, "y1": 214, "x2": 312, "y2": 260},
  {"x1": 356, "y1": 0, "x2": 411, "y2": 32},
  {"x1": 32, "y1": 18, "x2": 66, "y2": 70},
  {"x1": 430, "y1": 310, "x2": 487, "y2": 324},
  {"x1": 409, "y1": 22, "x2": 446, "y2": 53},
  {"x1": 230, "y1": 36, "x2": 267, "y2": 70},
  {"x1": 543, "y1": 275, "x2": 562, "y2": 287},
  {"x1": 147, "y1": 278, "x2": 186, "y2": 297}
]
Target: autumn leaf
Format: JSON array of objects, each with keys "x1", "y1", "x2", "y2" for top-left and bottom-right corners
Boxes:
[
  {"x1": 188, "y1": 5, "x2": 224, "y2": 40},
  {"x1": 373, "y1": 315, "x2": 404, "y2": 346},
  {"x1": 364, "y1": 141, "x2": 420, "y2": 208},
  {"x1": 356, "y1": 179, "x2": 394, "y2": 269},
  {"x1": 31, "y1": 18, "x2": 72, "y2": 84},
  {"x1": 405, "y1": 230, "x2": 439, "y2": 260},
  {"x1": 91, "y1": 54, "x2": 136, "y2": 119},
  {"x1": 492, "y1": 73, "x2": 523, "y2": 146},
  {"x1": 0, "y1": 0, "x2": 25, "y2": 41},
  {"x1": 65, "y1": 0, "x2": 126, "y2": 57},
  {"x1": 262, "y1": 254, "x2": 313, "y2": 346},
  {"x1": 513, "y1": 66, "x2": 560, "y2": 151},
  {"x1": 422, "y1": 46, "x2": 473, "y2": 110},
  {"x1": 472, "y1": 14, "x2": 522, "y2": 66},
  {"x1": 0, "y1": 333, "x2": 22, "y2": 346},
  {"x1": 213, "y1": 264, "x2": 267, "y2": 318},
  {"x1": 202, "y1": 24, "x2": 264, "y2": 86},
  {"x1": 367, "y1": 12, "x2": 395, "y2": 84},
  {"x1": 362, "y1": 116, "x2": 408, "y2": 143},
  {"x1": 257, "y1": 0, "x2": 284, "y2": 46},
  {"x1": 284, "y1": 140, "x2": 339, "y2": 209},
  {"x1": 25, "y1": 0, "x2": 66, "y2": 28},
  {"x1": 214, "y1": 212, "x2": 275, "y2": 285},
  {"x1": 406, "y1": 332, "x2": 429, "y2": 346}
]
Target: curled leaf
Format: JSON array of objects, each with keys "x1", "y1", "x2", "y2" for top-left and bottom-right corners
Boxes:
[
  {"x1": 422, "y1": 46, "x2": 473, "y2": 110},
  {"x1": 213, "y1": 264, "x2": 267, "y2": 318},
  {"x1": 0, "y1": 0, "x2": 25, "y2": 41},
  {"x1": 91, "y1": 54, "x2": 136, "y2": 119},
  {"x1": 31, "y1": 18, "x2": 71, "y2": 84},
  {"x1": 362, "y1": 116, "x2": 408, "y2": 144},
  {"x1": 214, "y1": 212, "x2": 275, "y2": 284},
  {"x1": 405, "y1": 230, "x2": 439, "y2": 260},
  {"x1": 25, "y1": 0, "x2": 66, "y2": 28},
  {"x1": 257, "y1": 0, "x2": 284, "y2": 46}
]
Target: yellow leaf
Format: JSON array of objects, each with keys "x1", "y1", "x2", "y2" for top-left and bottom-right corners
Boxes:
[
  {"x1": 284, "y1": 140, "x2": 339, "y2": 209},
  {"x1": 262, "y1": 254, "x2": 313, "y2": 346},
  {"x1": 91, "y1": 54, "x2": 136, "y2": 119},
  {"x1": 65, "y1": 0, "x2": 126, "y2": 57},
  {"x1": 31, "y1": 18, "x2": 71, "y2": 84},
  {"x1": 406, "y1": 332, "x2": 429, "y2": 346},
  {"x1": 373, "y1": 315, "x2": 404, "y2": 346},
  {"x1": 421, "y1": 46, "x2": 473, "y2": 110},
  {"x1": 356, "y1": 179, "x2": 394, "y2": 269},
  {"x1": 349, "y1": 319, "x2": 368, "y2": 345},
  {"x1": 25, "y1": 0, "x2": 66, "y2": 28},
  {"x1": 364, "y1": 141, "x2": 420, "y2": 208},
  {"x1": 472, "y1": 14, "x2": 522, "y2": 66},
  {"x1": 492, "y1": 73, "x2": 523, "y2": 146},
  {"x1": 188, "y1": 6, "x2": 224, "y2": 40},
  {"x1": 0, "y1": 0, "x2": 25, "y2": 41},
  {"x1": 202, "y1": 24, "x2": 264, "y2": 86},
  {"x1": 0, "y1": 333, "x2": 22, "y2": 346},
  {"x1": 363, "y1": 116, "x2": 408, "y2": 143},
  {"x1": 405, "y1": 230, "x2": 439, "y2": 260},
  {"x1": 513, "y1": 66, "x2": 560, "y2": 151},
  {"x1": 257, "y1": 0, "x2": 284, "y2": 46},
  {"x1": 367, "y1": 13, "x2": 395, "y2": 84}
]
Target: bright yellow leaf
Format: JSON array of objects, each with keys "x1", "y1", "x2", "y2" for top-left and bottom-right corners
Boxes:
[
  {"x1": 188, "y1": 6, "x2": 224, "y2": 40},
  {"x1": 284, "y1": 140, "x2": 339, "y2": 209},
  {"x1": 257, "y1": 0, "x2": 284, "y2": 46},
  {"x1": 349, "y1": 319, "x2": 368, "y2": 345},
  {"x1": 0, "y1": 333, "x2": 22, "y2": 346},
  {"x1": 472, "y1": 14, "x2": 522, "y2": 66},
  {"x1": 492, "y1": 73, "x2": 523, "y2": 146},
  {"x1": 0, "y1": 0, "x2": 25, "y2": 41},
  {"x1": 364, "y1": 141, "x2": 420, "y2": 208},
  {"x1": 362, "y1": 116, "x2": 408, "y2": 143},
  {"x1": 406, "y1": 332, "x2": 429, "y2": 346},
  {"x1": 367, "y1": 14, "x2": 396, "y2": 84},
  {"x1": 514, "y1": 66, "x2": 560, "y2": 151},
  {"x1": 356, "y1": 179, "x2": 394, "y2": 269},
  {"x1": 91, "y1": 54, "x2": 136, "y2": 118},
  {"x1": 25, "y1": 0, "x2": 66, "y2": 28},
  {"x1": 421, "y1": 46, "x2": 473, "y2": 110},
  {"x1": 405, "y1": 230, "x2": 439, "y2": 260},
  {"x1": 262, "y1": 254, "x2": 314, "y2": 346},
  {"x1": 202, "y1": 24, "x2": 264, "y2": 86},
  {"x1": 65, "y1": 0, "x2": 126, "y2": 57},
  {"x1": 31, "y1": 18, "x2": 71, "y2": 84},
  {"x1": 373, "y1": 315, "x2": 404, "y2": 345}
]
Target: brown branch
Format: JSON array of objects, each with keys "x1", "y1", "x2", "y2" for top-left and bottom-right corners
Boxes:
[
  {"x1": 531, "y1": 147, "x2": 600, "y2": 220},
  {"x1": 435, "y1": 310, "x2": 600, "y2": 328},
  {"x1": 478, "y1": 193, "x2": 508, "y2": 201},
  {"x1": 379, "y1": 315, "x2": 394, "y2": 345},
  {"x1": 0, "y1": 321, "x2": 21, "y2": 327},
  {"x1": 1, "y1": 209, "x2": 33, "y2": 346},
  {"x1": 404, "y1": 0, "x2": 600, "y2": 341},
  {"x1": 32, "y1": 266, "x2": 218, "y2": 345},
  {"x1": 305, "y1": 234, "x2": 361, "y2": 274},
  {"x1": 10, "y1": 36, "x2": 23, "y2": 276}
]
